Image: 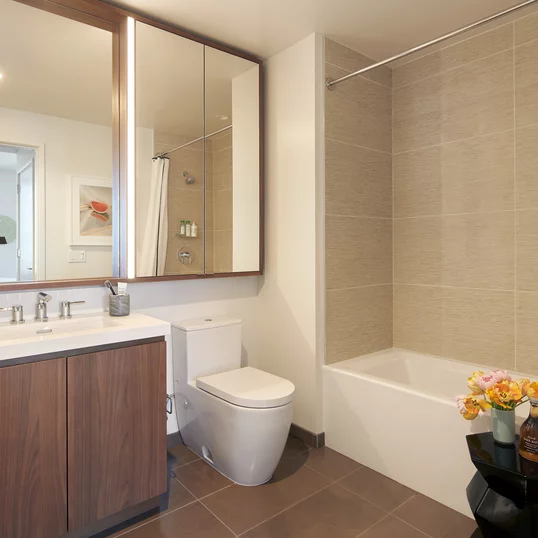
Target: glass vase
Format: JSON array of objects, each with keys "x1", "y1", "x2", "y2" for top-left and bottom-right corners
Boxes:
[{"x1": 492, "y1": 407, "x2": 516, "y2": 445}]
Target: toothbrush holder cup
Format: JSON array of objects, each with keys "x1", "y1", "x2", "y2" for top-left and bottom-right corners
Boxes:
[{"x1": 109, "y1": 294, "x2": 130, "y2": 317}]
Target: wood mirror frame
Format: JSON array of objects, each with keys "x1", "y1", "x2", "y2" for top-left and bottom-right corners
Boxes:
[{"x1": 4, "y1": 0, "x2": 263, "y2": 291}]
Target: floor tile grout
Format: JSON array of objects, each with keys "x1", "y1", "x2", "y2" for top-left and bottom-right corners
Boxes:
[
  {"x1": 113, "y1": 445, "x2": 473, "y2": 538},
  {"x1": 388, "y1": 494, "x2": 416, "y2": 514},
  {"x1": 391, "y1": 513, "x2": 434, "y2": 538},
  {"x1": 236, "y1": 482, "x2": 335, "y2": 536},
  {"x1": 198, "y1": 498, "x2": 241, "y2": 537},
  {"x1": 171, "y1": 456, "x2": 201, "y2": 472},
  {"x1": 170, "y1": 476, "x2": 240, "y2": 537},
  {"x1": 354, "y1": 513, "x2": 391, "y2": 538},
  {"x1": 236, "y1": 466, "x2": 366, "y2": 536},
  {"x1": 111, "y1": 499, "x2": 199, "y2": 537},
  {"x1": 197, "y1": 483, "x2": 233, "y2": 501},
  {"x1": 335, "y1": 468, "x2": 414, "y2": 515}
]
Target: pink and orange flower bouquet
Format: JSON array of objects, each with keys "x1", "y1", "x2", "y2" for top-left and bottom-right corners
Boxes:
[{"x1": 456, "y1": 369, "x2": 538, "y2": 420}]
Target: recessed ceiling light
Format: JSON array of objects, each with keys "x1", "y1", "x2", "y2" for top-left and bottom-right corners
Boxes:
[{"x1": 216, "y1": 114, "x2": 229, "y2": 121}]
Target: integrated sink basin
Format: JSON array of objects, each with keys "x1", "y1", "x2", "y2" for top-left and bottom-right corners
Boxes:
[
  {"x1": 0, "y1": 313, "x2": 171, "y2": 362},
  {"x1": 0, "y1": 316, "x2": 121, "y2": 342}
]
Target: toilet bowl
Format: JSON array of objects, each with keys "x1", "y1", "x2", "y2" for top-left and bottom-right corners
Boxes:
[{"x1": 172, "y1": 316, "x2": 295, "y2": 486}]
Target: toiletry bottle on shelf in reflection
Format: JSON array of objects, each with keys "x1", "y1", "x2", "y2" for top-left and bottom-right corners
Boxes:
[
  {"x1": 180, "y1": 220, "x2": 186, "y2": 236},
  {"x1": 186, "y1": 220, "x2": 191, "y2": 237},
  {"x1": 191, "y1": 222, "x2": 198, "y2": 237},
  {"x1": 520, "y1": 393, "x2": 538, "y2": 462}
]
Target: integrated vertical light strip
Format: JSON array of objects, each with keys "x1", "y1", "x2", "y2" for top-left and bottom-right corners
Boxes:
[{"x1": 127, "y1": 17, "x2": 136, "y2": 278}]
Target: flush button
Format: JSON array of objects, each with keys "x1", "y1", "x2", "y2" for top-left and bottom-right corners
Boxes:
[{"x1": 205, "y1": 318, "x2": 212, "y2": 322}]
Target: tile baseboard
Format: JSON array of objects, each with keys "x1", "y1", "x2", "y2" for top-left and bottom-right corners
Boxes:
[
  {"x1": 290, "y1": 424, "x2": 325, "y2": 448},
  {"x1": 168, "y1": 426, "x2": 325, "y2": 450},
  {"x1": 167, "y1": 431, "x2": 183, "y2": 448}
]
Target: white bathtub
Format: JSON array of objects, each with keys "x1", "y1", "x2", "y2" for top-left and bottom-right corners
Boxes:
[{"x1": 323, "y1": 348, "x2": 530, "y2": 517}]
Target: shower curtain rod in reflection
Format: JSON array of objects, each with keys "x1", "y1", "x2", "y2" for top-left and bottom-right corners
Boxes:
[
  {"x1": 156, "y1": 125, "x2": 232, "y2": 158},
  {"x1": 326, "y1": 0, "x2": 538, "y2": 90}
]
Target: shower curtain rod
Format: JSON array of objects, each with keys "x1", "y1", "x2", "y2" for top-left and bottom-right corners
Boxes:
[
  {"x1": 156, "y1": 124, "x2": 232, "y2": 158},
  {"x1": 326, "y1": 0, "x2": 538, "y2": 90}
]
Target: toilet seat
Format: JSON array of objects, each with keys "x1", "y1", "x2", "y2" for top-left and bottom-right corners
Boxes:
[{"x1": 196, "y1": 366, "x2": 295, "y2": 409}]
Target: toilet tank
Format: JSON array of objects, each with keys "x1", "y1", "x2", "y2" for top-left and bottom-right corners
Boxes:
[{"x1": 172, "y1": 316, "x2": 242, "y2": 382}]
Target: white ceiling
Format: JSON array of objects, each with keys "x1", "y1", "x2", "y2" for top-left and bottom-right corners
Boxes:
[{"x1": 107, "y1": 0, "x2": 529, "y2": 61}]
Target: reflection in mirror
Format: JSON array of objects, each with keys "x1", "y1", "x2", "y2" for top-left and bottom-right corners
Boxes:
[
  {"x1": 205, "y1": 48, "x2": 260, "y2": 274},
  {"x1": 0, "y1": 0, "x2": 114, "y2": 283},
  {"x1": 135, "y1": 22, "x2": 204, "y2": 277}
]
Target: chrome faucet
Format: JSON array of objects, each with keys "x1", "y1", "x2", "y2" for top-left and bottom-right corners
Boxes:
[
  {"x1": 35, "y1": 292, "x2": 52, "y2": 322},
  {"x1": 0, "y1": 305, "x2": 25, "y2": 324},
  {"x1": 59, "y1": 300, "x2": 86, "y2": 319}
]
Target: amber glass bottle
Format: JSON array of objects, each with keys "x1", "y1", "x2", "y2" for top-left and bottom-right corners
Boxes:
[{"x1": 520, "y1": 398, "x2": 538, "y2": 462}]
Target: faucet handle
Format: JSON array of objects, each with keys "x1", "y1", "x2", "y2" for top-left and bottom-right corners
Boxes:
[
  {"x1": 0, "y1": 305, "x2": 24, "y2": 324},
  {"x1": 59, "y1": 300, "x2": 86, "y2": 319},
  {"x1": 37, "y1": 292, "x2": 52, "y2": 304}
]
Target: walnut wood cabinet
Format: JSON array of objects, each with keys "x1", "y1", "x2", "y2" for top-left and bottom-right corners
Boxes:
[
  {"x1": 0, "y1": 339, "x2": 167, "y2": 538},
  {"x1": 0, "y1": 359, "x2": 67, "y2": 538}
]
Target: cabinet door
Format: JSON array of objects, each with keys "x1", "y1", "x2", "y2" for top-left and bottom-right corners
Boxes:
[
  {"x1": 0, "y1": 359, "x2": 67, "y2": 538},
  {"x1": 67, "y1": 341, "x2": 167, "y2": 531}
]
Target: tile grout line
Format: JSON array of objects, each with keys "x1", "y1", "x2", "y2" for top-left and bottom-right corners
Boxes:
[
  {"x1": 393, "y1": 282, "x2": 514, "y2": 293},
  {"x1": 325, "y1": 213, "x2": 392, "y2": 220},
  {"x1": 390, "y1": 514, "x2": 433, "y2": 538},
  {"x1": 392, "y1": 77, "x2": 395, "y2": 349},
  {"x1": 111, "y1": 499, "x2": 200, "y2": 538},
  {"x1": 172, "y1": 457, "x2": 201, "y2": 472},
  {"x1": 327, "y1": 283, "x2": 393, "y2": 293},
  {"x1": 513, "y1": 21, "x2": 518, "y2": 372},
  {"x1": 393, "y1": 16, "x2": 518, "y2": 70},
  {"x1": 394, "y1": 44, "x2": 513, "y2": 91},
  {"x1": 393, "y1": 126, "x2": 515, "y2": 156},
  {"x1": 394, "y1": 210, "x2": 517, "y2": 220},
  {"x1": 352, "y1": 493, "x2": 433, "y2": 538},
  {"x1": 353, "y1": 513, "x2": 392, "y2": 538},
  {"x1": 198, "y1": 498, "x2": 241, "y2": 538},
  {"x1": 197, "y1": 484, "x2": 233, "y2": 501},
  {"x1": 325, "y1": 60, "x2": 392, "y2": 90},
  {"x1": 177, "y1": 478, "x2": 240, "y2": 537},
  {"x1": 325, "y1": 136, "x2": 392, "y2": 156},
  {"x1": 234, "y1": 467, "x2": 362, "y2": 536}
]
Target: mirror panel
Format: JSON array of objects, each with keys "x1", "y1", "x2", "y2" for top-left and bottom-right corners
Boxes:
[
  {"x1": 205, "y1": 47, "x2": 260, "y2": 274},
  {"x1": 135, "y1": 21, "x2": 205, "y2": 277},
  {"x1": 0, "y1": 0, "x2": 114, "y2": 283}
]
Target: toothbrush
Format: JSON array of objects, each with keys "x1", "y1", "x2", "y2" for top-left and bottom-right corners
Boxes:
[{"x1": 104, "y1": 280, "x2": 117, "y2": 295}]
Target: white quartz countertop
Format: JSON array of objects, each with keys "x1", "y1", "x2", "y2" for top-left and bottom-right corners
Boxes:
[{"x1": 0, "y1": 312, "x2": 170, "y2": 362}]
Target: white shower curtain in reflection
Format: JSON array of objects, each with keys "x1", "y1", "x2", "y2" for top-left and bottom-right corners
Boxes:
[{"x1": 138, "y1": 156, "x2": 170, "y2": 276}]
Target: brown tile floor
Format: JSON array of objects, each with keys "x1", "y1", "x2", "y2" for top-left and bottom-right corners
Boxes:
[{"x1": 103, "y1": 437, "x2": 482, "y2": 538}]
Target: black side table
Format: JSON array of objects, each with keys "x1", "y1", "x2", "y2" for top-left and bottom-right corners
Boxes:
[{"x1": 467, "y1": 433, "x2": 538, "y2": 537}]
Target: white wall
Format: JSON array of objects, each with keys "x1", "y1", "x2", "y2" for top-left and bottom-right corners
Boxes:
[
  {"x1": 248, "y1": 33, "x2": 325, "y2": 434},
  {"x1": 0, "y1": 107, "x2": 112, "y2": 280},
  {"x1": 232, "y1": 66, "x2": 260, "y2": 272},
  {"x1": 0, "y1": 167, "x2": 17, "y2": 280}
]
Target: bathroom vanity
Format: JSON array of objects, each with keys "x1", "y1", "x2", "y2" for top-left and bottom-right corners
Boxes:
[{"x1": 0, "y1": 314, "x2": 170, "y2": 538}]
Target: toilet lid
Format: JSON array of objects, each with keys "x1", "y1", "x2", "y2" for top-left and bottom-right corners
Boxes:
[{"x1": 195, "y1": 367, "x2": 295, "y2": 409}]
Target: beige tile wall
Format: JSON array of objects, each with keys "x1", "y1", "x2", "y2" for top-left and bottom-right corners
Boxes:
[
  {"x1": 393, "y1": 13, "x2": 538, "y2": 374},
  {"x1": 206, "y1": 129, "x2": 233, "y2": 273},
  {"x1": 155, "y1": 132, "x2": 205, "y2": 276},
  {"x1": 325, "y1": 39, "x2": 393, "y2": 364}
]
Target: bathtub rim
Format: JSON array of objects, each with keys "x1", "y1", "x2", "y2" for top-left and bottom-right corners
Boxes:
[{"x1": 324, "y1": 347, "x2": 532, "y2": 410}]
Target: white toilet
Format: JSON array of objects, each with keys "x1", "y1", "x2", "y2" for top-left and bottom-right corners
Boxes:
[{"x1": 172, "y1": 316, "x2": 295, "y2": 486}]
